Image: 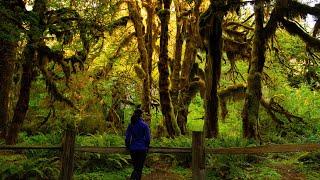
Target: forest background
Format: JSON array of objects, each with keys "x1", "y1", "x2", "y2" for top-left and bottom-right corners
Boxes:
[{"x1": 1, "y1": 0, "x2": 320, "y2": 179}]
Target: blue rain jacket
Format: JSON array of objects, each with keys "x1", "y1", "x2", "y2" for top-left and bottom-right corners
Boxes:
[{"x1": 125, "y1": 118, "x2": 150, "y2": 152}]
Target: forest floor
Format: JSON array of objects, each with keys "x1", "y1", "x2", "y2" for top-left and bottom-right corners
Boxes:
[
  {"x1": 1, "y1": 135, "x2": 320, "y2": 180},
  {"x1": 141, "y1": 164, "x2": 307, "y2": 180},
  {"x1": 142, "y1": 160, "x2": 188, "y2": 180},
  {"x1": 272, "y1": 164, "x2": 306, "y2": 180},
  {"x1": 140, "y1": 158, "x2": 309, "y2": 180},
  {"x1": 142, "y1": 170, "x2": 185, "y2": 180},
  {"x1": 141, "y1": 157, "x2": 313, "y2": 180},
  {"x1": 1, "y1": 152, "x2": 319, "y2": 179}
]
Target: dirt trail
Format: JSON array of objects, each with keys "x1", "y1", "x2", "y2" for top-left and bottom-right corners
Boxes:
[
  {"x1": 273, "y1": 164, "x2": 306, "y2": 180},
  {"x1": 142, "y1": 170, "x2": 185, "y2": 180},
  {"x1": 142, "y1": 157, "x2": 189, "y2": 180},
  {"x1": 141, "y1": 163, "x2": 307, "y2": 180}
]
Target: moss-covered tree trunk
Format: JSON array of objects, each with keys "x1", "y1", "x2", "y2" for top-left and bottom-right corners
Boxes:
[
  {"x1": 145, "y1": 0, "x2": 154, "y2": 92},
  {"x1": 171, "y1": 1, "x2": 183, "y2": 116},
  {"x1": 5, "y1": 43, "x2": 34, "y2": 145},
  {"x1": 177, "y1": 31, "x2": 197, "y2": 134},
  {"x1": 204, "y1": 2, "x2": 223, "y2": 138},
  {"x1": 128, "y1": 1, "x2": 151, "y2": 124},
  {"x1": 175, "y1": 0, "x2": 202, "y2": 135},
  {"x1": 158, "y1": 0, "x2": 181, "y2": 137},
  {"x1": 177, "y1": 79, "x2": 200, "y2": 134},
  {"x1": 0, "y1": 41, "x2": 15, "y2": 139},
  {"x1": 5, "y1": 0, "x2": 46, "y2": 145},
  {"x1": 0, "y1": 0, "x2": 23, "y2": 139},
  {"x1": 242, "y1": 0, "x2": 266, "y2": 139}
]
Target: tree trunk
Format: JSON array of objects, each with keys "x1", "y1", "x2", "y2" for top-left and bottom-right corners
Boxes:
[
  {"x1": 145, "y1": 0, "x2": 154, "y2": 93},
  {"x1": 174, "y1": 0, "x2": 202, "y2": 134},
  {"x1": 171, "y1": 0, "x2": 183, "y2": 116},
  {"x1": 158, "y1": 0, "x2": 181, "y2": 137},
  {"x1": 127, "y1": 2, "x2": 151, "y2": 124},
  {"x1": 0, "y1": 0, "x2": 25, "y2": 139},
  {"x1": 204, "y1": 3, "x2": 223, "y2": 138},
  {"x1": 242, "y1": 0, "x2": 266, "y2": 139},
  {"x1": 177, "y1": 80, "x2": 200, "y2": 134},
  {"x1": 6, "y1": 43, "x2": 34, "y2": 145},
  {"x1": 0, "y1": 41, "x2": 15, "y2": 139},
  {"x1": 5, "y1": 0, "x2": 47, "y2": 144},
  {"x1": 177, "y1": 33, "x2": 197, "y2": 134}
]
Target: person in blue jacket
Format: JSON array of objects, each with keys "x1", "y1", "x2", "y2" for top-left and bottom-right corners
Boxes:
[{"x1": 125, "y1": 107, "x2": 150, "y2": 180}]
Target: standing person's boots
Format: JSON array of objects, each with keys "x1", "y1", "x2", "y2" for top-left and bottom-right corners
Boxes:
[{"x1": 130, "y1": 170, "x2": 138, "y2": 180}]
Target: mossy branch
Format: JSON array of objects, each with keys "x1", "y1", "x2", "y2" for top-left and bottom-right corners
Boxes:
[
  {"x1": 111, "y1": 32, "x2": 135, "y2": 59},
  {"x1": 218, "y1": 84, "x2": 247, "y2": 100},
  {"x1": 280, "y1": 18, "x2": 320, "y2": 50},
  {"x1": 40, "y1": 67, "x2": 77, "y2": 110},
  {"x1": 38, "y1": 45, "x2": 77, "y2": 110},
  {"x1": 224, "y1": 22, "x2": 254, "y2": 31},
  {"x1": 262, "y1": 97, "x2": 304, "y2": 124},
  {"x1": 38, "y1": 45, "x2": 71, "y2": 86},
  {"x1": 313, "y1": 18, "x2": 320, "y2": 37},
  {"x1": 264, "y1": 8, "x2": 282, "y2": 41},
  {"x1": 290, "y1": 1, "x2": 320, "y2": 17},
  {"x1": 106, "y1": 16, "x2": 130, "y2": 34},
  {"x1": 217, "y1": 84, "x2": 303, "y2": 124}
]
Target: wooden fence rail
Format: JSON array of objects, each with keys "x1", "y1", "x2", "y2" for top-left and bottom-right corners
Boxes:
[
  {"x1": 206, "y1": 143, "x2": 320, "y2": 154},
  {"x1": 75, "y1": 147, "x2": 191, "y2": 154},
  {"x1": 1, "y1": 130, "x2": 320, "y2": 180},
  {"x1": 1, "y1": 144, "x2": 320, "y2": 154},
  {"x1": 0, "y1": 146, "x2": 192, "y2": 153},
  {"x1": 0, "y1": 145, "x2": 61, "y2": 150}
]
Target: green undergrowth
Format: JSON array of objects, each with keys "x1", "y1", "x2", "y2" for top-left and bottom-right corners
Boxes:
[
  {"x1": 206, "y1": 152, "x2": 320, "y2": 179},
  {"x1": 17, "y1": 131, "x2": 62, "y2": 145},
  {"x1": 74, "y1": 167, "x2": 151, "y2": 180},
  {"x1": 74, "y1": 168, "x2": 132, "y2": 180},
  {"x1": 0, "y1": 154, "x2": 60, "y2": 179},
  {"x1": 0, "y1": 100, "x2": 320, "y2": 180},
  {"x1": 1, "y1": 129, "x2": 320, "y2": 179}
]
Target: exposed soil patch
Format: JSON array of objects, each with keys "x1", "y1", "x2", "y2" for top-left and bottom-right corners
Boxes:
[
  {"x1": 273, "y1": 164, "x2": 306, "y2": 180},
  {"x1": 142, "y1": 169, "x2": 185, "y2": 180}
]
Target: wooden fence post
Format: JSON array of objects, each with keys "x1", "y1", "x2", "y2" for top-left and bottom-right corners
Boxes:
[
  {"x1": 60, "y1": 126, "x2": 75, "y2": 180},
  {"x1": 192, "y1": 131, "x2": 205, "y2": 180}
]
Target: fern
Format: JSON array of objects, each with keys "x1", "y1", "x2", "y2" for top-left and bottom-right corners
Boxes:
[{"x1": 0, "y1": 155, "x2": 60, "y2": 179}]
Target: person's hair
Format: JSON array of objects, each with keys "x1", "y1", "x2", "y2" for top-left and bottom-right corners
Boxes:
[{"x1": 130, "y1": 107, "x2": 143, "y2": 125}]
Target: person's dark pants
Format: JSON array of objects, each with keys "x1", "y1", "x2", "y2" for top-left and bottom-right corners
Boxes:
[{"x1": 130, "y1": 151, "x2": 147, "y2": 180}]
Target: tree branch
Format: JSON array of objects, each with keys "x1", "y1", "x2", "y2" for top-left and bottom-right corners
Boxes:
[
  {"x1": 106, "y1": 16, "x2": 130, "y2": 34},
  {"x1": 313, "y1": 18, "x2": 320, "y2": 37},
  {"x1": 290, "y1": 1, "x2": 320, "y2": 17},
  {"x1": 217, "y1": 84, "x2": 303, "y2": 125},
  {"x1": 41, "y1": 68, "x2": 77, "y2": 110},
  {"x1": 280, "y1": 18, "x2": 320, "y2": 50},
  {"x1": 264, "y1": 8, "x2": 282, "y2": 40}
]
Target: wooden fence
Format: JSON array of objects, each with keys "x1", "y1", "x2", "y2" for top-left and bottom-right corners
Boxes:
[{"x1": 1, "y1": 130, "x2": 320, "y2": 180}]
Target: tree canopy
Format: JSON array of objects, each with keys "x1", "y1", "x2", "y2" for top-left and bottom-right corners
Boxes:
[{"x1": 0, "y1": 0, "x2": 320, "y2": 142}]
